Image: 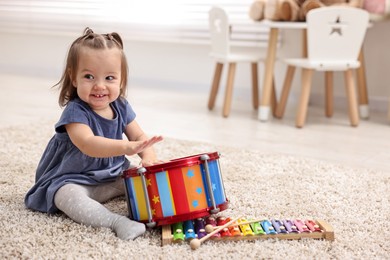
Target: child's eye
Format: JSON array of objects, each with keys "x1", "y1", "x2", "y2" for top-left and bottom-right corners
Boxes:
[
  {"x1": 106, "y1": 76, "x2": 115, "y2": 81},
  {"x1": 84, "y1": 74, "x2": 94, "y2": 80}
]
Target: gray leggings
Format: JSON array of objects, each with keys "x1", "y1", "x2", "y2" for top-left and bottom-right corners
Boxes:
[{"x1": 54, "y1": 178, "x2": 145, "y2": 240}]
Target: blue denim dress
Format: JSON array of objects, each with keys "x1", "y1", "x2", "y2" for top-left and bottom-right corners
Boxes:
[{"x1": 25, "y1": 97, "x2": 136, "y2": 213}]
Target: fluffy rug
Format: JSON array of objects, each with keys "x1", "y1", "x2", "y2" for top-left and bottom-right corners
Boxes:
[{"x1": 0, "y1": 122, "x2": 389, "y2": 259}]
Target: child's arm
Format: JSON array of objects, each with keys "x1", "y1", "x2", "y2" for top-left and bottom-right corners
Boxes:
[
  {"x1": 65, "y1": 122, "x2": 162, "y2": 158},
  {"x1": 124, "y1": 120, "x2": 162, "y2": 166}
]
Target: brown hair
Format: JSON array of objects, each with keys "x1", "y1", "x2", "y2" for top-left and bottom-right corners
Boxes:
[{"x1": 54, "y1": 27, "x2": 128, "y2": 107}]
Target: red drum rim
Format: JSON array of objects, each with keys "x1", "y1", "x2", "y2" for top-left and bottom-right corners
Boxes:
[
  {"x1": 122, "y1": 151, "x2": 220, "y2": 178},
  {"x1": 147, "y1": 201, "x2": 229, "y2": 226}
]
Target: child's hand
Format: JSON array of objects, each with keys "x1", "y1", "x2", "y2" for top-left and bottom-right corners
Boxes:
[
  {"x1": 141, "y1": 158, "x2": 165, "y2": 167},
  {"x1": 125, "y1": 136, "x2": 163, "y2": 156}
]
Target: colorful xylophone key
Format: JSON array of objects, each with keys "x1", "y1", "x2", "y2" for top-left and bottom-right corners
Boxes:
[
  {"x1": 172, "y1": 222, "x2": 185, "y2": 242},
  {"x1": 305, "y1": 219, "x2": 323, "y2": 232},
  {"x1": 219, "y1": 227, "x2": 232, "y2": 237},
  {"x1": 183, "y1": 220, "x2": 196, "y2": 240},
  {"x1": 284, "y1": 219, "x2": 299, "y2": 233},
  {"x1": 294, "y1": 219, "x2": 311, "y2": 233},
  {"x1": 261, "y1": 219, "x2": 277, "y2": 235},
  {"x1": 271, "y1": 219, "x2": 288, "y2": 234},
  {"x1": 216, "y1": 216, "x2": 229, "y2": 225},
  {"x1": 227, "y1": 220, "x2": 242, "y2": 236},
  {"x1": 217, "y1": 216, "x2": 241, "y2": 237},
  {"x1": 205, "y1": 216, "x2": 221, "y2": 238},
  {"x1": 194, "y1": 218, "x2": 208, "y2": 239},
  {"x1": 238, "y1": 218, "x2": 254, "y2": 236},
  {"x1": 249, "y1": 219, "x2": 266, "y2": 235}
]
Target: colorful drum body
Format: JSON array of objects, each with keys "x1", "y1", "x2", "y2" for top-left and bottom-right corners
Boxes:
[{"x1": 122, "y1": 152, "x2": 229, "y2": 227}]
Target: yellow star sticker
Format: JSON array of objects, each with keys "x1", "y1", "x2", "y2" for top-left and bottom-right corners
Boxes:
[
  {"x1": 152, "y1": 195, "x2": 160, "y2": 204},
  {"x1": 146, "y1": 178, "x2": 152, "y2": 186}
]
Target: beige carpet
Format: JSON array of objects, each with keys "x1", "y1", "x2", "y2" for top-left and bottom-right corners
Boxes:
[{"x1": 0, "y1": 122, "x2": 389, "y2": 259}]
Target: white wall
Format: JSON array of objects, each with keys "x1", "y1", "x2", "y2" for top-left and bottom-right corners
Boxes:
[{"x1": 1, "y1": 19, "x2": 389, "y2": 111}]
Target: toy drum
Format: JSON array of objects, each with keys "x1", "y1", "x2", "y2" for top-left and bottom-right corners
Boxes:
[{"x1": 122, "y1": 152, "x2": 229, "y2": 227}]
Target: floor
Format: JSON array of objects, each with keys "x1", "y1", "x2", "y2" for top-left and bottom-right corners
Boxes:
[{"x1": 1, "y1": 73, "x2": 389, "y2": 173}]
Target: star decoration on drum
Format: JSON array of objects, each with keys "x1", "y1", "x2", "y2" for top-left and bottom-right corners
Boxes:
[
  {"x1": 187, "y1": 169, "x2": 195, "y2": 178},
  {"x1": 152, "y1": 195, "x2": 160, "y2": 204}
]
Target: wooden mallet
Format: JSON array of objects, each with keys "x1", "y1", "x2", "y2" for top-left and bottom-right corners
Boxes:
[
  {"x1": 204, "y1": 218, "x2": 264, "y2": 233},
  {"x1": 190, "y1": 216, "x2": 241, "y2": 250}
]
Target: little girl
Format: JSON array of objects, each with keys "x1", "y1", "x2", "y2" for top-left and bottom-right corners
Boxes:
[{"x1": 25, "y1": 28, "x2": 163, "y2": 240}]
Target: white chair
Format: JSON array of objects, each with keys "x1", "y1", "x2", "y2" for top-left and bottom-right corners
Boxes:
[
  {"x1": 275, "y1": 6, "x2": 369, "y2": 128},
  {"x1": 208, "y1": 6, "x2": 276, "y2": 117}
]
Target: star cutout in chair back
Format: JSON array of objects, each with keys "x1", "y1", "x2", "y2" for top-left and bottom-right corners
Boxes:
[{"x1": 330, "y1": 16, "x2": 343, "y2": 36}]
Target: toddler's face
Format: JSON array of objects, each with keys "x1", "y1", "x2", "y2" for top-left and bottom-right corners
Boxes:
[{"x1": 72, "y1": 47, "x2": 122, "y2": 114}]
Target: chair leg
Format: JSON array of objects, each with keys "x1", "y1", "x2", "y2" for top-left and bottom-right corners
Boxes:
[
  {"x1": 208, "y1": 63, "x2": 224, "y2": 110},
  {"x1": 275, "y1": 65, "x2": 295, "y2": 119},
  {"x1": 251, "y1": 63, "x2": 259, "y2": 110},
  {"x1": 222, "y1": 63, "x2": 236, "y2": 117},
  {"x1": 271, "y1": 76, "x2": 278, "y2": 116},
  {"x1": 388, "y1": 97, "x2": 390, "y2": 121},
  {"x1": 357, "y1": 50, "x2": 369, "y2": 119},
  {"x1": 296, "y1": 68, "x2": 313, "y2": 128},
  {"x1": 325, "y1": 71, "x2": 333, "y2": 118},
  {"x1": 344, "y1": 69, "x2": 359, "y2": 127}
]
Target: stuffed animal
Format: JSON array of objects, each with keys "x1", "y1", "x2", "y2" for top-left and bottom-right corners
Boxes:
[
  {"x1": 300, "y1": 0, "x2": 364, "y2": 20},
  {"x1": 362, "y1": 0, "x2": 390, "y2": 21},
  {"x1": 249, "y1": 0, "x2": 304, "y2": 21},
  {"x1": 249, "y1": 0, "x2": 364, "y2": 22}
]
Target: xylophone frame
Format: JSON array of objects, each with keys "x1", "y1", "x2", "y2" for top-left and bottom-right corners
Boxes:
[{"x1": 161, "y1": 219, "x2": 334, "y2": 246}]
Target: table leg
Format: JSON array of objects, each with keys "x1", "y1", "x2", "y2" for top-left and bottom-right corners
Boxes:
[
  {"x1": 302, "y1": 29, "x2": 307, "y2": 58},
  {"x1": 356, "y1": 48, "x2": 369, "y2": 119},
  {"x1": 259, "y1": 28, "x2": 279, "y2": 121}
]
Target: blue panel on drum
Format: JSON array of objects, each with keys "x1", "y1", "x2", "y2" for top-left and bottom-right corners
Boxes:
[
  {"x1": 155, "y1": 171, "x2": 175, "y2": 217},
  {"x1": 124, "y1": 178, "x2": 140, "y2": 221},
  {"x1": 208, "y1": 160, "x2": 226, "y2": 205},
  {"x1": 201, "y1": 160, "x2": 226, "y2": 207}
]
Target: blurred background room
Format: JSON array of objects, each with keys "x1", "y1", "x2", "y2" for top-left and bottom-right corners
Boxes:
[{"x1": 1, "y1": 0, "x2": 390, "y2": 171}]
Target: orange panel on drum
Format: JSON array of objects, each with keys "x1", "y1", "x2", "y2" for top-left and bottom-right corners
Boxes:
[
  {"x1": 182, "y1": 165, "x2": 208, "y2": 211},
  {"x1": 146, "y1": 173, "x2": 163, "y2": 219}
]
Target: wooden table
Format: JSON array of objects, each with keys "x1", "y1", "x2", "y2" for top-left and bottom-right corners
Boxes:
[{"x1": 257, "y1": 20, "x2": 369, "y2": 121}]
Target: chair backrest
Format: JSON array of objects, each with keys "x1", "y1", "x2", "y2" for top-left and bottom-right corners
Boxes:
[
  {"x1": 209, "y1": 6, "x2": 230, "y2": 56},
  {"x1": 307, "y1": 6, "x2": 369, "y2": 62}
]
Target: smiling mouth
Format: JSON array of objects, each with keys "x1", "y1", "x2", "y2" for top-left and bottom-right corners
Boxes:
[{"x1": 92, "y1": 94, "x2": 107, "y2": 98}]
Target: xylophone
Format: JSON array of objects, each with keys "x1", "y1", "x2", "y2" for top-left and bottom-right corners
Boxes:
[{"x1": 161, "y1": 215, "x2": 334, "y2": 249}]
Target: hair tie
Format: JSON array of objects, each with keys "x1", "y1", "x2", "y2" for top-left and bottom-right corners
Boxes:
[
  {"x1": 83, "y1": 27, "x2": 94, "y2": 35},
  {"x1": 110, "y1": 32, "x2": 124, "y2": 48},
  {"x1": 106, "y1": 33, "x2": 114, "y2": 41}
]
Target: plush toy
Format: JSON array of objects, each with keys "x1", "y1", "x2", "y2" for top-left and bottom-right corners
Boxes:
[
  {"x1": 299, "y1": 0, "x2": 364, "y2": 19},
  {"x1": 362, "y1": 0, "x2": 390, "y2": 21},
  {"x1": 249, "y1": 0, "x2": 304, "y2": 21},
  {"x1": 249, "y1": 0, "x2": 364, "y2": 22}
]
